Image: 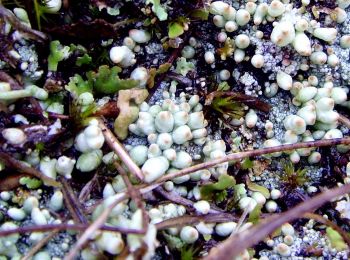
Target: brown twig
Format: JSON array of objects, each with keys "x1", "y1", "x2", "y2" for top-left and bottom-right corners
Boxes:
[
  {"x1": 0, "y1": 223, "x2": 144, "y2": 237},
  {"x1": 0, "y1": 151, "x2": 61, "y2": 187},
  {"x1": 64, "y1": 193, "x2": 129, "y2": 260},
  {"x1": 114, "y1": 161, "x2": 149, "y2": 231},
  {"x1": 155, "y1": 186, "x2": 224, "y2": 214},
  {"x1": 304, "y1": 212, "x2": 350, "y2": 250},
  {"x1": 0, "y1": 6, "x2": 47, "y2": 42},
  {"x1": 152, "y1": 138, "x2": 350, "y2": 185},
  {"x1": 155, "y1": 213, "x2": 239, "y2": 230},
  {"x1": 61, "y1": 178, "x2": 88, "y2": 224},
  {"x1": 97, "y1": 118, "x2": 144, "y2": 180},
  {"x1": 203, "y1": 183, "x2": 350, "y2": 260},
  {"x1": 79, "y1": 172, "x2": 100, "y2": 203},
  {"x1": 21, "y1": 229, "x2": 60, "y2": 260},
  {"x1": 339, "y1": 114, "x2": 350, "y2": 129}
]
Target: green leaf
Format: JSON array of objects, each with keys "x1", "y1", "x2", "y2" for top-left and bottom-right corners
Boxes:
[
  {"x1": 48, "y1": 40, "x2": 71, "y2": 71},
  {"x1": 19, "y1": 177, "x2": 42, "y2": 189},
  {"x1": 191, "y1": 9, "x2": 209, "y2": 20},
  {"x1": 326, "y1": 227, "x2": 348, "y2": 251},
  {"x1": 211, "y1": 96, "x2": 245, "y2": 119},
  {"x1": 248, "y1": 204, "x2": 262, "y2": 224},
  {"x1": 162, "y1": 232, "x2": 185, "y2": 250},
  {"x1": 246, "y1": 180, "x2": 270, "y2": 199},
  {"x1": 241, "y1": 158, "x2": 253, "y2": 170},
  {"x1": 169, "y1": 22, "x2": 184, "y2": 38},
  {"x1": 88, "y1": 65, "x2": 140, "y2": 94},
  {"x1": 146, "y1": 0, "x2": 168, "y2": 21},
  {"x1": 65, "y1": 74, "x2": 93, "y2": 97},
  {"x1": 76, "y1": 54, "x2": 92, "y2": 67},
  {"x1": 201, "y1": 174, "x2": 236, "y2": 201},
  {"x1": 217, "y1": 82, "x2": 230, "y2": 91}
]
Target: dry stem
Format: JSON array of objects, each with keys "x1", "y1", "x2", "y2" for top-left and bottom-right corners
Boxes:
[
  {"x1": 153, "y1": 138, "x2": 350, "y2": 185},
  {"x1": 114, "y1": 161, "x2": 149, "y2": 231},
  {"x1": 0, "y1": 151, "x2": 61, "y2": 187},
  {"x1": 21, "y1": 229, "x2": 60, "y2": 260},
  {"x1": 97, "y1": 118, "x2": 144, "y2": 180},
  {"x1": 64, "y1": 193, "x2": 128, "y2": 260},
  {"x1": 0, "y1": 223, "x2": 144, "y2": 237}
]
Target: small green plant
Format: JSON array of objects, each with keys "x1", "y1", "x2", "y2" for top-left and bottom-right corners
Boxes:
[
  {"x1": 210, "y1": 95, "x2": 245, "y2": 120},
  {"x1": 87, "y1": 65, "x2": 139, "y2": 94},
  {"x1": 19, "y1": 177, "x2": 42, "y2": 189},
  {"x1": 200, "y1": 174, "x2": 236, "y2": 203},
  {"x1": 281, "y1": 160, "x2": 308, "y2": 188}
]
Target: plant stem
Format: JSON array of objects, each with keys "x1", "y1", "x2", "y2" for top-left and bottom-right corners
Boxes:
[
  {"x1": 97, "y1": 118, "x2": 144, "y2": 180},
  {"x1": 0, "y1": 223, "x2": 144, "y2": 237},
  {"x1": 64, "y1": 193, "x2": 128, "y2": 260},
  {"x1": 114, "y1": 161, "x2": 149, "y2": 232},
  {"x1": 155, "y1": 186, "x2": 223, "y2": 214},
  {"x1": 153, "y1": 138, "x2": 350, "y2": 185},
  {"x1": 155, "y1": 213, "x2": 239, "y2": 230}
]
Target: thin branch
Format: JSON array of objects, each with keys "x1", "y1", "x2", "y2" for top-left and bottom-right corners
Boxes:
[
  {"x1": 0, "y1": 5, "x2": 47, "y2": 42},
  {"x1": 114, "y1": 161, "x2": 149, "y2": 231},
  {"x1": 339, "y1": 114, "x2": 350, "y2": 129},
  {"x1": 155, "y1": 213, "x2": 239, "y2": 230},
  {"x1": 61, "y1": 178, "x2": 88, "y2": 224},
  {"x1": 64, "y1": 193, "x2": 130, "y2": 260},
  {"x1": 304, "y1": 213, "x2": 350, "y2": 250},
  {"x1": 155, "y1": 186, "x2": 224, "y2": 214},
  {"x1": 97, "y1": 118, "x2": 144, "y2": 180},
  {"x1": 0, "y1": 223, "x2": 144, "y2": 237},
  {"x1": 22, "y1": 229, "x2": 60, "y2": 260},
  {"x1": 0, "y1": 151, "x2": 61, "y2": 187},
  {"x1": 153, "y1": 138, "x2": 350, "y2": 185},
  {"x1": 203, "y1": 183, "x2": 350, "y2": 260}
]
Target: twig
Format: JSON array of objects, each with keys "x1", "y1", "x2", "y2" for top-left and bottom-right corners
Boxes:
[
  {"x1": 153, "y1": 138, "x2": 350, "y2": 185},
  {"x1": 0, "y1": 223, "x2": 144, "y2": 237},
  {"x1": 304, "y1": 212, "x2": 350, "y2": 250},
  {"x1": 64, "y1": 193, "x2": 129, "y2": 260},
  {"x1": 0, "y1": 6, "x2": 47, "y2": 42},
  {"x1": 339, "y1": 114, "x2": 350, "y2": 129},
  {"x1": 155, "y1": 213, "x2": 239, "y2": 230},
  {"x1": 97, "y1": 118, "x2": 144, "y2": 180},
  {"x1": 203, "y1": 183, "x2": 350, "y2": 260},
  {"x1": 79, "y1": 172, "x2": 99, "y2": 203},
  {"x1": 155, "y1": 186, "x2": 224, "y2": 214},
  {"x1": 21, "y1": 229, "x2": 60, "y2": 260},
  {"x1": 114, "y1": 161, "x2": 149, "y2": 231},
  {"x1": 0, "y1": 71, "x2": 22, "y2": 90},
  {"x1": 61, "y1": 178, "x2": 88, "y2": 224},
  {"x1": 0, "y1": 151, "x2": 61, "y2": 187}
]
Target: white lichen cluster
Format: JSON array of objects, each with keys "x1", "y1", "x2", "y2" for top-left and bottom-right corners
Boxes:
[
  {"x1": 122, "y1": 84, "x2": 230, "y2": 183},
  {"x1": 264, "y1": 77, "x2": 348, "y2": 163},
  {"x1": 0, "y1": 190, "x2": 67, "y2": 259},
  {"x1": 207, "y1": 1, "x2": 350, "y2": 164}
]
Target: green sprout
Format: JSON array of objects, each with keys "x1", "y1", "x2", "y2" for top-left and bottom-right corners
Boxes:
[
  {"x1": 146, "y1": 0, "x2": 168, "y2": 21},
  {"x1": 281, "y1": 160, "x2": 308, "y2": 188},
  {"x1": 210, "y1": 95, "x2": 245, "y2": 120},
  {"x1": 48, "y1": 40, "x2": 71, "y2": 72},
  {"x1": 200, "y1": 174, "x2": 236, "y2": 203}
]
